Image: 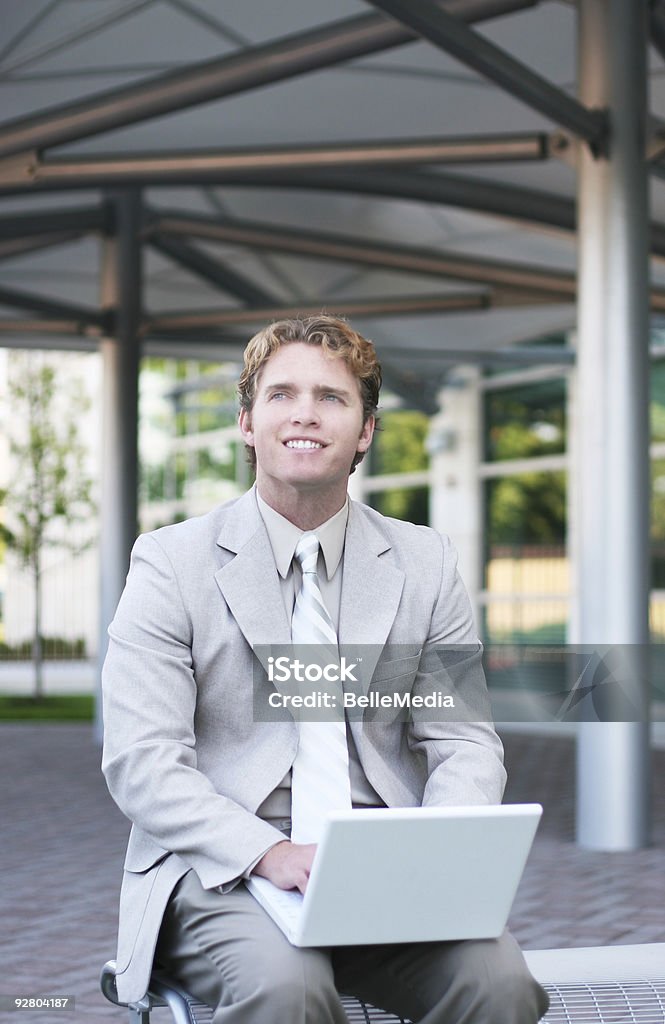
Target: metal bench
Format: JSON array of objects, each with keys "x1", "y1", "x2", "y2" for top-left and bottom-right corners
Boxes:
[
  {"x1": 101, "y1": 943, "x2": 665, "y2": 1024},
  {"x1": 100, "y1": 960, "x2": 410, "y2": 1023},
  {"x1": 523, "y1": 943, "x2": 665, "y2": 1024}
]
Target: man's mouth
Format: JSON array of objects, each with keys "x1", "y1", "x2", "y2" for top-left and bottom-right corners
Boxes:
[{"x1": 284, "y1": 439, "x2": 324, "y2": 450}]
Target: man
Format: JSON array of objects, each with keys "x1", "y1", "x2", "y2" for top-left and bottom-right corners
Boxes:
[{"x1": 102, "y1": 315, "x2": 548, "y2": 1023}]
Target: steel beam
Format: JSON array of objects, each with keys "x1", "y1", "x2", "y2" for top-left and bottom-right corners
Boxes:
[
  {"x1": 151, "y1": 210, "x2": 576, "y2": 297},
  {"x1": 151, "y1": 166, "x2": 580, "y2": 235},
  {"x1": 153, "y1": 213, "x2": 665, "y2": 306},
  {"x1": 0, "y1": 151, "x2": 572, "y2": 204},
  {"x1": 0, "y1": 204, "x2": 107, "y2": 237},
  {"x1": 366, "y1": 0, "x2": 607, "y2": 150},
  {"x1": 248, "y1": 167, "x2": 665, "y2": 261},
  {"x1": 4, "y1": 132, "x2": 553, "y2": 190},
  {"x1": 574, "y1": 0, "x2": 651, "y2": 851},
  {"x1": 280, "y1": 166, "x2": 579, "y2": 230},
  {"x1": 146, "y1": 293, "x2": 491, "y2": 332},
  {"x1": 5, "y1": 159, "x2": 665, "y2": 264},
  {"x1": 0, "y1": 283, "x2": 104, "y2": 328},
  {"x1": 0, "y1": 160, "x2": 578, "y2": 239},
  {"x1": 148, "y1": 233, "x2": 275, "y2": 306},
  {"x1": 144, "y1": 288, "x2": 572, "y2": 333},
  {"x1": 0, "y1": 0, "x2": 536, "y2": 160},
  {"x1": 0, "y1": 318, "x2": 88, "y2": 335}
]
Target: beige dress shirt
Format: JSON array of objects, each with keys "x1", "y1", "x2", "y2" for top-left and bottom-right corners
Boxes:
[{"x1": 255, "y1": 492, "x2": 384, "y2": 828}]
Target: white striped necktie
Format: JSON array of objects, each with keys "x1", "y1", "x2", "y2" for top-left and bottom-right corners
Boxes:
[{"x1": 290, "y1": 532, "x2": 351, "y2": 844}]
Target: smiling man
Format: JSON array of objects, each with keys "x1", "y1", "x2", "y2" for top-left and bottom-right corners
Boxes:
[
  {"x1": 102, "y1": 315, "x2": 548, "y2": 1024},
  {"x1": 238, "y1": 332, "x2": 374, "y2": 530}
]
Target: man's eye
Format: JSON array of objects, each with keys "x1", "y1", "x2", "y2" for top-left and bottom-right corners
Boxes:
[
  {"x1": 269, "y1": 392, "x2": 286, "y2": 400},
  {"x1": 323, "y1": 394, "x2": 340, "y2": 402}
]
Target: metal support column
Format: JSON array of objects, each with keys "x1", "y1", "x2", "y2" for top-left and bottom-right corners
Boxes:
[
  {"x1": 575, "y1": 1, "x2": 651, "y2": 848},
  {"x1": 96, "y1": 191, "x2": 142, "y2": 739},
  {"x1": 428, "y1": 369, "x2": 483, "y2": 627}
]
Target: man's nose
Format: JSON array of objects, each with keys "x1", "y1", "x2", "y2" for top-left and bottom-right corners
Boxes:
[{"x1": 291, "y1": 397, "x2": 320, "y2": 424}]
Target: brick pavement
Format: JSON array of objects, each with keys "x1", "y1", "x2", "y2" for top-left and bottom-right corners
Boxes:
[{"x1": 1, "y1": 724, "x2": 663, "y2": 1024}]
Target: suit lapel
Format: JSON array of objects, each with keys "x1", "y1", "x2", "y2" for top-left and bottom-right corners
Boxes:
[
  {"x1": 214, "y1": 492, "x2": 404, "y2": 694},
  {"x1": 214, "y1": 488, "x2": 291, "y2": 655}
]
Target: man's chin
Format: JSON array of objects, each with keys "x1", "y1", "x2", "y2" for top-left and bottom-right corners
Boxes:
[{"x1": 280, "y1": 469, "x2": 348, "y2": 494}]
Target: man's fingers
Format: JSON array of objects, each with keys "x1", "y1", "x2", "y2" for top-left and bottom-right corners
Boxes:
[{"x1": 252, "y1": 839, "x2": 317, "y2": 890}]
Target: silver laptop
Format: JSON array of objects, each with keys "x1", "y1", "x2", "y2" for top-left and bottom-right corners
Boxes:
[{"x1": 246, "y1": 803, "x2": 542, "y2": 946}]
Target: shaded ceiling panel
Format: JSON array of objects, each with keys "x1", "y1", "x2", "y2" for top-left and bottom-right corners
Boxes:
[
  {"x1": 0, "y1": 236, "x2": 100, "y2": 304},
  {"x1": 348, "y1": 3, "x2": 575, "y2": 86},
  {"x1": 479, "y1": 1, "x2": 576, "y2": 84},
  {"x1": 0, "y1": 0, "x2": 659, "y2": 380},
  {"x1": 0, "y1": 0, "x2": 148, "y2": 65},
  {"x1": 187, "y1": 0, "x2": 367, "y2": 47},
  {"x1": 17, "y1": 2, "x2": 236, "y2": 74},
  {"x1": 0, "y1": 1, "x2": 59, "y2": 62},
  {"x1": 52, "y1": 58, "x2": 562, "y2": 155},
  {"x1": 448, "y1": 158, "x2": 577, "y2": 198},
  {"x1": 367, "y1": 303, "x2": 576, "y2": 355}
]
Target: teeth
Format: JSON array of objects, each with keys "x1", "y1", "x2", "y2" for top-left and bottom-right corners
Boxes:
[{"x1": 286, "y1": 439, "x2": 323, "y2": 449}]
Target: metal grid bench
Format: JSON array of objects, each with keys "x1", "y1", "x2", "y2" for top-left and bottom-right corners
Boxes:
[
  {"x1": 100, "y1": 961, "x2": 410, "y2": 1024},
  {"x1": 102, "y1": 943, "x2": 665, "y2": 1024},
  {"x1": 524, "y1": 944, "x2": 665, "y2": 1024}
]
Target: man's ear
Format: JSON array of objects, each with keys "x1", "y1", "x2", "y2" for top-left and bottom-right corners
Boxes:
[
  {"x1": 357, "y1": 415, "x2": 375, "y2": 453},
  {"x1": 238, "y1": 408, "x2": 254, "y2": 446}
]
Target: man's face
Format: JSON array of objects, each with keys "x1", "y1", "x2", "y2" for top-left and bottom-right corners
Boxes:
[{"x1": 239, "y1": 342, "x2": 374, "y2": 500}]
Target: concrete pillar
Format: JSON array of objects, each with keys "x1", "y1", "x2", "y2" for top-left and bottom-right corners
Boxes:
[
  {"x1": 575, "y1": 1, "x2": 651, "y2": 848},
  {"x1": 96, "y1": 191, "x2": 142, "y2": 739},
  {"x1": 428, "y1": 366, "x2": 483, "y2": 626}
]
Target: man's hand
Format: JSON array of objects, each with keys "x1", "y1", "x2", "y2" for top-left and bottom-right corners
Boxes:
[{"x1": 252, "y1": 840, "x2": 316, "y2": 894}]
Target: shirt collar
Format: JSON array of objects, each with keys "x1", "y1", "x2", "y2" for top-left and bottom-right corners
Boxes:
[{"x1": 256, "y1": 491, "x2": 349, "y2": 581}]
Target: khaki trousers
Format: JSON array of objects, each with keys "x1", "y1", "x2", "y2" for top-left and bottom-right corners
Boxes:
[{"x1": 156, "y1": 870, "x2": 549, "y2": 1024}]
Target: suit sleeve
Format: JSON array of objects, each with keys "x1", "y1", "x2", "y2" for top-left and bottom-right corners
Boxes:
[
  {"x1": 101, "y1": 533, "x2": 284, "y2": 889},
  {"x1": 408, "y1": 532, "x2": 507, "y2": 807}
]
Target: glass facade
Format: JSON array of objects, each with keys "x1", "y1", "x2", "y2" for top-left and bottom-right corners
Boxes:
[
  {"x1": 481, "y1": 350, "x2": 665, "y2": 645},
  {"x1": 481, "y1": 367, "x2": 568, "y2": 647},
  {"x1": 367, "y1": 408, "x2": 430, "y2": 526},
  {"x1": 139, "y1": 357, "x2": 247, "y2": 531},
  {"x1": 484, "y1": 378, "x2": 567, "y2": 463}
]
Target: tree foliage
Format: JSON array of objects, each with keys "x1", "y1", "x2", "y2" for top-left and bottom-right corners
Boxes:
[
  {"x1": 3, "y1": 353, "x2": 96, "y2": 697},
  {"x1": 369, "y1": 410, "x2": 429, "y2": 524},
  {"x1": 485, "y1": 387, "x2": 567, "y2": 546},
  {"x1": 487, "y1": 472, "x2": 566, "y2": 546}
]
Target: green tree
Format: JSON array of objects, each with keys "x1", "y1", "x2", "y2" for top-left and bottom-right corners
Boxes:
[
  {"x1": 485, "y1": 397, "x2": 567, "y2": 546},
  {"x1": 487, "y1": 471, "x2": 566, "y2": 545},
  {"x1": 3, "y1": 354, "x2": 96, "y2": 698},
  {"x1": 369, "y1": 410, "x2": 430, "y2": 524}
]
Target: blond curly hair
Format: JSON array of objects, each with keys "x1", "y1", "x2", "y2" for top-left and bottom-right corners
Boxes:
[{"x1": 238, "y1": 314, "x2": 381, "y2": 472}]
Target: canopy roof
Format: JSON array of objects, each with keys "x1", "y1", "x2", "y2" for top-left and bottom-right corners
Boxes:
[{"x1": 1, "y1": 0, "x2": 664, "y2": 404}]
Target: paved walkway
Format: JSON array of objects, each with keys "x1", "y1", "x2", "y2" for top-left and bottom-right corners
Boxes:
[
  {"x1": 0, "y1": 661, "x2": 95, "y2": 695},
  {"x1": 1, "y1": 724, "x2": 663, "y2": 1024}
]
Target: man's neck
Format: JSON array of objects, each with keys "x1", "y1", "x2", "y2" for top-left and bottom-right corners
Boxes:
[{"x1": 255, "y1": 482, "x2": 347, "y2": 531}]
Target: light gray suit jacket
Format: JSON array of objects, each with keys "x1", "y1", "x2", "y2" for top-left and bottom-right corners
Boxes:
[{"x1": 102, "y1": 487, "x2": 506, "y2": 1002}]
